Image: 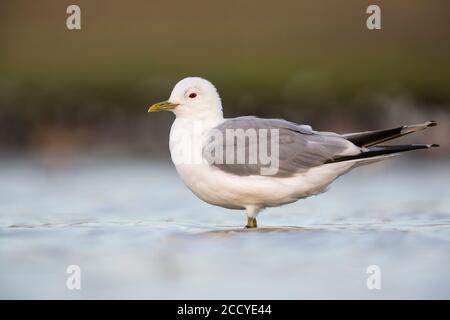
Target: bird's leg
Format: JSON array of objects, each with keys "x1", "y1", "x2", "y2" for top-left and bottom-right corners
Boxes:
[
  {"x1": 245, "y1": 206, "x2": 261, "y2": 229},
  {"x1": 246, "y1": 217, "x2": 258, "y2": 229}
]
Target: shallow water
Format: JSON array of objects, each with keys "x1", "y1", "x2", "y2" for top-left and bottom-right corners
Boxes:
[{"x1": 0, "y1": 156, "x2": 449, "y2": 299}]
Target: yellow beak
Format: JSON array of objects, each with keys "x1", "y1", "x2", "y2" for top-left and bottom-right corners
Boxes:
[{"x1": 148, "y1": 101, "x2": 179, "y2": 112}]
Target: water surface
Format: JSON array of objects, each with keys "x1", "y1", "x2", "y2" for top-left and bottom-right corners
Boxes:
[{"x1": 0, "y1": 157, "x2": 449, "y2": 299}]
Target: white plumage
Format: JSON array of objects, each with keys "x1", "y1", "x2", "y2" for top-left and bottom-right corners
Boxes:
[{"x1": 148, "y1": 77, "x2": 438, "y2": 228}]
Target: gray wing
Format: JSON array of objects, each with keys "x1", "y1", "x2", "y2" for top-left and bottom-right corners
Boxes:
[{"x1": 203, "y1": 116, "x2": 360, "y2": 177}]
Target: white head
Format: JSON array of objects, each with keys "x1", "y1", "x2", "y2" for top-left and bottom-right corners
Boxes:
[{"x1": 148, "y1": 77, "x2": 223, "y2": 121}]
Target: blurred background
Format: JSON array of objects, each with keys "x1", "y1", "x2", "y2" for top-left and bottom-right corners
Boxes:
[
  {"x1": 1, "y1": 0, "x2": 449, "y2": 299},
  {"x1": 0, "y1": 0, "x2": 449, "y2": 159}
]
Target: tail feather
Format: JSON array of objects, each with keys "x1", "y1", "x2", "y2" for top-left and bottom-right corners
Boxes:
[
  {"x1": 343, "y1": 121, "x2": 437, "y2": 147},
  {"x1": 325, "y1": 144, "x2": 439, "y2": 164}
]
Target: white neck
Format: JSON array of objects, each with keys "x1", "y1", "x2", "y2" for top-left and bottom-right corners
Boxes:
[
  {"x1": 173, "y1": 103, "x2": 224, "y2": 125},
  {"x1": 168, "y1": 106, "x2": 224, "y2": 168}
]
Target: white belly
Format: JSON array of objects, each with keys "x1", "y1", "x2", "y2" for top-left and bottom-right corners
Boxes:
[{"x1": 173, "y1": 161, "x2": 354, "y2": 210}]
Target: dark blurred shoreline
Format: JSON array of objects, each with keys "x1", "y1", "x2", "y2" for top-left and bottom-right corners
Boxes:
[
  {"x1": 1, "y1": 0, "x2": 449, "y2": 154},
  {"x1": 0, "y1": 101, "x2": 448, "y2": 156}
]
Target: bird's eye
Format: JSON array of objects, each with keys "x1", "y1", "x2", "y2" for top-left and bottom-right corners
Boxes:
[{"x1": 189, "y1": 93, "x2": 197, "y2": 98}]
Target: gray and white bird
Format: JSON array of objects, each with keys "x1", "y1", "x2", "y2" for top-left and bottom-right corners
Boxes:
[{"x1": 148, "y1": 77, "x2": 438, "y2": 228}]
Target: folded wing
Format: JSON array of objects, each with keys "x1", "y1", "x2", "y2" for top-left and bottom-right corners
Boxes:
[{"x1": 204, "y1": 116, "x2": 359, "y2": 177}]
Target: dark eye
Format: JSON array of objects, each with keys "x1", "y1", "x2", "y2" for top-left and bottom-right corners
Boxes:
[{"x1": 189, "y1": 93, "x2": 197, "y2": 98}]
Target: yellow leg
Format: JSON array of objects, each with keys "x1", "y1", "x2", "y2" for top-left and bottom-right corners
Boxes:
[{"x1": 245, "y1": 217, "x2": 258, "y2": 229}]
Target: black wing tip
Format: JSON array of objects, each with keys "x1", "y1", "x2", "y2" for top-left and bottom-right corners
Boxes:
[
  {"x1": 326, "y1": 143, "x2": 439, "y2": 164},
  {"x1": 427, "y1": 121, "x2": 438, "y2": 127}
]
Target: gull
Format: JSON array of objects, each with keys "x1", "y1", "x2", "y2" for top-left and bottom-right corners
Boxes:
[{"x1": 148, "y1": 77, "x2": 438, "y2": 228}]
